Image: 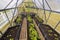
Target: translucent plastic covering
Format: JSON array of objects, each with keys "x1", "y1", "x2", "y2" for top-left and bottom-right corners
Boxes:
[
  {"x1": 0, "y1": 0, "x2": 60, "y2": 38},
  {"x1": 33, "y1": 0, "x2": 60, "y2": 12},
  {"x1": 33, "y1": 0, "x2": 60, "y2": 33},
  {"x1": 0, "y1": 0, "x2": 23, "y2": 37},
  {"x1": 0, "y1": 0, "x2": 23, "y2": 9}
]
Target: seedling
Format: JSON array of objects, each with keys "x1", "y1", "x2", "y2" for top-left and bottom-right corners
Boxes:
[
  {"x1": 9, "y1": 37, "x2": 14, "y2": 40},
  {"x1": 48, "y1": 33, "x2": 53, "y2": 36},
  {"x1": 54, "y1": 38, "x2": 59, "y2": 40},
  {"x1": 48, "y1": 30, "x2": 52, "y2": 33},
  {"x1": 54, "y1": 34, "x2": 58, "y2": 37}
]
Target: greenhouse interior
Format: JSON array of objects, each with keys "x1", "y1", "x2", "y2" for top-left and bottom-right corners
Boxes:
[{"x1": 0, "y1": 0, "x2": 60, "y2": 40}]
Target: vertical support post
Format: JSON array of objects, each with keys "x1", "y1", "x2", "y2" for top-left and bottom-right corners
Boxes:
[
  {"x1": 42, "y1": 0, "x2": 47, "y2": 24},
  {"x1": 45, "y1": 0, "x2": 52, "y2": 24},
  {"x1": 11, "y1": 0, "x2": 19, "y2": 26}
]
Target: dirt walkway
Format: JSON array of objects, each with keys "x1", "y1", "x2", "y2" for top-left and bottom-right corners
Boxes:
[{"x1": 19, "y1": 18, "x2": 27, "y2": 40}]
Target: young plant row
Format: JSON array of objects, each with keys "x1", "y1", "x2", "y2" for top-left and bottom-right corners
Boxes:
[
  {"x1": 34, "y1": 15, "x2": 43, "y2": 23},
  {"x1": 15, "y1": 15, "x2": 22, "y2": 24},
  {"x1": 27, "y1": 15, "x2": 41, "y2": 40},
  {"x1": 27, "y1": 14, "x2": 33, "y2": 23}
]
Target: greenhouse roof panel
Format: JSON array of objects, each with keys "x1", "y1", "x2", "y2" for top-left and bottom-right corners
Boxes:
[
  {"x1": 0, "y1": 0, "x2": 23, "y2": 9},
  {"x1": 33, "y1": 0, "x2": 60, "y2": 12}
]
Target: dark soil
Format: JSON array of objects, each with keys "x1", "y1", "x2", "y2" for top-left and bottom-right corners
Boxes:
[
  {"x1": 0, "y1": 14, "x2": 24, "y2": 40},
  {"x1": 30, "y1": 13, "x2": 60, "y2": 40},
  {"x1": 38, "y1": 24, "x2": 60, "y2": 40},
  {"x1": 0, "y1": 25, "x2": 21, "y2": 40}
]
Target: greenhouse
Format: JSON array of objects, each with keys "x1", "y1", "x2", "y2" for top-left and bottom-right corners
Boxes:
[{"x1": 0, "y1": 0, "x2": 60, "y2": 40}]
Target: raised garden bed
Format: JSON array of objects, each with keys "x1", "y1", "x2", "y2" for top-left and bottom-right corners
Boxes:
[
  {"x1": 28, "y1": 13, "x2": 44, "y2": 24},
  {"x1": 28, "y1": 12, "x2": 60, "y2": 40},
  {"x1": 27, "y1": 15, "x2": 41, "y2": 40},
  {"x1": 0, "y1": 14, "x2": 23, "y2": 40},
  {"x1": 14, "y1": 14, "x2": 24, "y2": 26},
  {"x1": 38, "y1": 24, "x2": 60, "y2": 40},
  {"x1": 0, "y1": 12, "x2": 60, "y2": 40},
  {"x1": 0, "y1": 25, "x2": 21, "y2": 40},
  {"x1": 27, "y1": 14, "x2": 33, "y2": 23}
]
